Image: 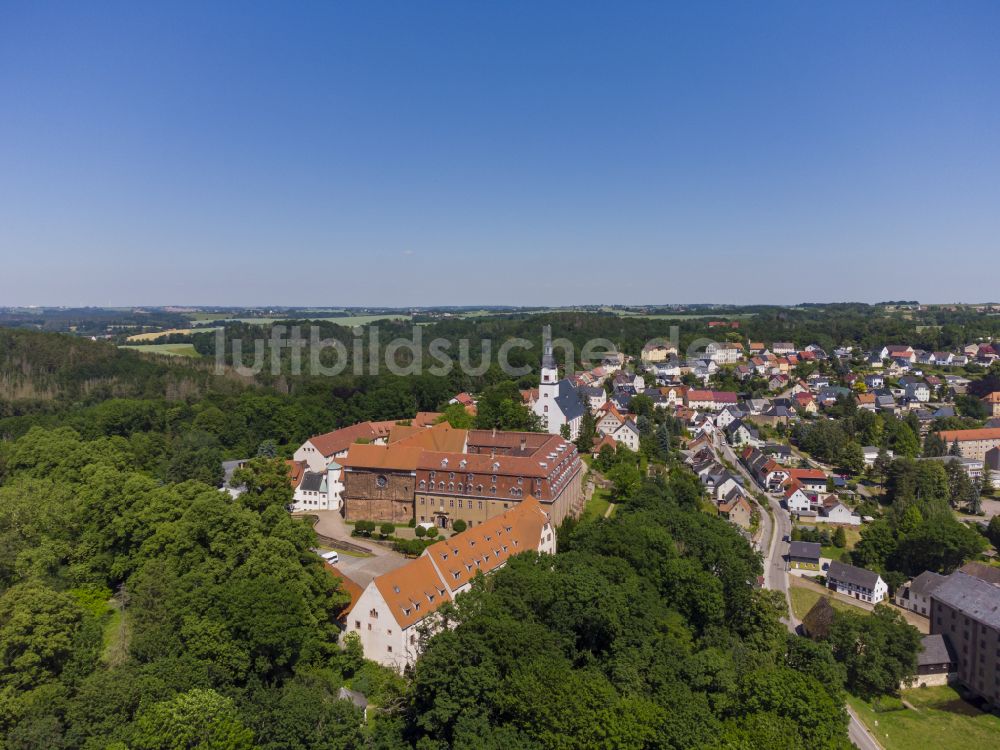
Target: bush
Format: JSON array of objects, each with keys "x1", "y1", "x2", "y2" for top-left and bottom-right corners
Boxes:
[
  {"x1": 392, "y1": 538, "x2": 433, "y2": 556},
  {"x1": 452, "y1": 519, "x2": 467, "y2": 533},
  {"x1": 352, "y1": 520, "x2": 376, "y2": 537},
  {"x1": 425, "y1": 527, "x2": 438, "y2": 539},
  {"x1": 414, "y1": 525, "x2": 426, "y2": 538},
  {"x1": 379, "y1": 522, "x2": 395, "y2": 538}
]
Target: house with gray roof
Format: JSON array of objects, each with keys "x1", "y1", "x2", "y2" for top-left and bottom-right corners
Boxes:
[
  {"x1": 913, "y1": 634, "x2": 957, "y2": 688},
  {"x1": 788, "y1": 541, "x2": 821, "y2": 570},
  {"x1": 895, "y1": 570, "x2": 947, "y2": 617},
  {"x1": 826, "y1": 561, "x2": 887, "y2": 603}
]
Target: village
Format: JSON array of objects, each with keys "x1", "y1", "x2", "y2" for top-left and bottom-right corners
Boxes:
[{"x1": 226, "y1": 321, "x2": 1000, "y2": 736}]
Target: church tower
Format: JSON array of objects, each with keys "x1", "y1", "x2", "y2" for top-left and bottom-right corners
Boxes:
[{"x1": 540, "y1": 325, "x2": 559, "y2": 389}]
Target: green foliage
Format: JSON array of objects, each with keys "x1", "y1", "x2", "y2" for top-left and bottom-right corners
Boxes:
[
  {"x1": 398, "y1": 478, "x2": 849, "y2": 747},
  {"x1": 129, "y1": 689, "x2": 253, "y2": 750},
  {"x1": 451, "y1": 519, "x2": 467, "y2": 533},
  {"x1": 825, "y1": 606, "x2": 921, "y2": 699}
]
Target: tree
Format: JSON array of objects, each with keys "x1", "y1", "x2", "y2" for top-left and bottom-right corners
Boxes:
[
  {"x1": 986, "y1": 515, "x2": 1000, "y2": 549},
  {"x1": 379, "y1": 522, "x2": 395, "y2": 538},
  {"x1": 922, "y1": 432, "x2": 945, "y2": 458},
  {"x1": 438, "y1": 402, "x2": 475, "y2": 429},
  {"x1": 129, "y1": 689, "x2": 254, "y2": 750},
  {"x1": 414, "y1": 525, "x2": 426, "y2": 538},
  {"x1": 949, "y1": 439, "x2": 962, "y2": 457},
  {"x1": 826, "y1": 606, "x2": 921, "y2": 699},
  {"x1": 230, "y1": 458, "x2": 294, "y2": 513},
  {"x1": 839, "y1": 442, "x2": 864, "y2": 475},
  {"x1": 451, "y1": 519, "x2": 467, "y2": 533},
  {"x1": 256, "y1": 439, "x2": 278, "y2": 458},
  {"x1": 832, "y1": 527, "x2": 847, "y2": 549},
  {"x1": 607, "y1": 462, "x2": 642, "y2": 501}
]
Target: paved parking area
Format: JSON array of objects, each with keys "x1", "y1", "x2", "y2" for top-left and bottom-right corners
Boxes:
[{"x1": 330, "y1": 551, "x2": 409, "y2": 587}]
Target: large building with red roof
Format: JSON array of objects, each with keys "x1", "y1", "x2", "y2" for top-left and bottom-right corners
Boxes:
[
  {"x1": 340, "y1": 423, "x2": 584, "y2": 528},
  {"x1": 343, "y1": 497, "x2": 555, "y2": 670}
]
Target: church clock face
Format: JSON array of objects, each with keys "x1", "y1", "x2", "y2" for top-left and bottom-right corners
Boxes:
[{"x1": 376, "y1": 474, "x2": 388, "y2": 488}]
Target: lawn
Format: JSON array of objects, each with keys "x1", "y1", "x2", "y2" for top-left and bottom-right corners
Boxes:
[
  {"x1": 120, "y1": 343, "x2": 201, "y2": 357},
  {"x1": 821, "y1": 544, "x2": 850, "y2": 561},
  {"x1": 789, "y1": 581, "x2": 866, "y2": 619},
  {"x1": 581, "y1": 487, "x2": 612, "y2": 522},
  {"x1": 847, "y1": 686, "x2": 1000, "y2": 750}
]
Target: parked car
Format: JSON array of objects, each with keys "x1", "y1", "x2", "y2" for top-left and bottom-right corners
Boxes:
[{"x1": 320, "y1": 550, "x2": 340, "y2": 564}]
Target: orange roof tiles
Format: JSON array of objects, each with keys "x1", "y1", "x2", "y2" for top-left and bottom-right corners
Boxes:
[
  {"x1": 938, "y1": 427, "x2": 1000, "y2": 443},
  {"x1": 373, "y1": 556, "x2": 452, "y2": 630},
  {"x1": 343, "y1": 443, "x2": 424, "y2": 471}
]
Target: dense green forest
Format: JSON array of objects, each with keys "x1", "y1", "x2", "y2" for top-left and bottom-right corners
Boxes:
[{"x1": 0, "y1": 423, "x2": 856, "y2": 748}]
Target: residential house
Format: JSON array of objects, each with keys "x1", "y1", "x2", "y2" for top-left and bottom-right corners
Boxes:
[
  {"x1": 862, "y1": 446, "x2": 893, "y2": 467},
  {"x1": 784, "y1": 481, "x2": 812, "y2": 514},
  {"x1": 826, "y1": 561, "x2": 887, "y2": 603},
  {"x1": 905, "y1": 381, "x2": 931, "y2": 403},
  {"x1": 719, "y1": 493, "x2": 754, "y2": 530},
  {"x1": 895, "y1": 571, "x2": 947, "y2": 617},
  {"x1": 772, "y1": 342, "x2": 796, "y2": 355},
  {"x1": 725, "y1": 419, "x2": 760, "y2": 448},
  {"x1": 715, "y1": 404, "x2": 746, "y2": 430},
  {"x1": 788, "y1": 541, "x2": 821, "y2": 570},
  {"x1": 816, "y1": 496, "x2": 861, "y2": 525},
  {"x1": 705, "y1": 341, "x2": 744, "y2": 365},
  {"x1": 578, "y1": 385, "x2": 607, "y2": 412},
  {"x1": 786, "y1": 468, "x2": 828, "y2": 494},
  {"x1": 686, "y1": 389, "x2": 739, "y2": 411},
  {"x1": 610, "y1": 420, "x2": 641, "y2": 452},
  {"x1": 763, "y1": 443, "x2": 793, "y2": 462},
  {"x1": 640, "y1": 342, "x2": 677, "y2": 363}
]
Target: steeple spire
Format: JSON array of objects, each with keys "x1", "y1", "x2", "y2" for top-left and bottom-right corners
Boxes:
[{"x1": 542, "y1": 325, "x2": 556, "y2": 370}]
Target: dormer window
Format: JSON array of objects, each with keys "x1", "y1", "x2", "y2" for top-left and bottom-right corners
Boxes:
[{"x1": 441, "y1": 458, "x2": 449, "y2": 468}]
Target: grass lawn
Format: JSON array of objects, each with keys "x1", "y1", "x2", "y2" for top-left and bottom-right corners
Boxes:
[
  {"x1": 847, "y1": 686, "x2": 1000, "y2": 750},
  {"x1": 120, "y1": 343, "x2": 201, "y2": 357},
  {"x1": 821, "y1": 544, "x2": 850, "y2": 561},
  {"x1": 789, "y1": 582, "x2": 866, "y2": 619},
  {"x1": 581, "y1": 487, "x2": 612, "y2": 522}
]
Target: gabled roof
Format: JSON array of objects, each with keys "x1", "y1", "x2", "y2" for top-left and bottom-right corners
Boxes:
[
  {"x1": 932, "y1": 572, "x2": 1000, "y2": 630},
  {"x1": 308, "y1": 422, "x2": 393, "y2": 457},
  {"x1": 909, "y1": 570, "x2": 947, "y2": 598},
  {"x1": 423, "y1": 496, "x2": 549, "y2": 595},
  {"x1": 827, "y1": 560, "x2": 881, "y2": 590},
  {"x1": 788, "y1": 541, "x2": 821, "y2": 560},
  {"x1": 286, "y1": 459, "x2": 308, "y2": 488},
  {"x1": 373, "y1": 555, "x2": 452, "y2": 630},
  {"x1": 554, "y1": 379, "x2": 587, "y2": 421},
  {"x1": 918, "y1": 634, "x2": 956, "y2": 668}
]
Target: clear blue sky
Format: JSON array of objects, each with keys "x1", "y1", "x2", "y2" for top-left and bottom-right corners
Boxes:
[{"x1": 1, "y1": 1, "x2": 998, "y2": 307}]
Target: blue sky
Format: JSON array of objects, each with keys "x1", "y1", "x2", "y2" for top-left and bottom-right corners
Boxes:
[{"x1": 1, "y1": 1, "x2": 998, "y2": 306}]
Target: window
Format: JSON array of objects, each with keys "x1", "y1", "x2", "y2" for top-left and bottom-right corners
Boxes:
[
  {"x1": 387, "y1": 645, "x2": 392, "y2": 653},
  {"x1": 355, "y1": 620, "x2": 361, "y2": 629}
]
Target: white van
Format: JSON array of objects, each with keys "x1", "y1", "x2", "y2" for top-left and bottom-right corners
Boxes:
[{"x1": 320, "y1": 550, "x2": 340, "y2": 564}]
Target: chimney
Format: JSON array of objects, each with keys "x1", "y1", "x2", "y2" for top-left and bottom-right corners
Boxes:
[{"x1": 519, "y1": 436, "x2": 527, "y2": 452}]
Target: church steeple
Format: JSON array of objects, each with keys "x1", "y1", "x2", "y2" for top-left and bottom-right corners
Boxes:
[{"x1": 540, "y1": 325, "x2": 558, "y2": 384}]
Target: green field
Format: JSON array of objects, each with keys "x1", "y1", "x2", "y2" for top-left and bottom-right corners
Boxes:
[
  {"x1": 789, "y1": 583, "x2": 865, "y2": 619},
  {"x1": 120, "y1": 343, "x2": 201, "y2": 357},
  {"x1": 581, "y1": 487, "x2": 612, "y2": 522},
  {"x1": 847, "y1": 686, "x2": 1000, "y2": 750}
]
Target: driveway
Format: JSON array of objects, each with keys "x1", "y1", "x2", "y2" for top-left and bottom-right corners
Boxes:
[{"x1": 331, "y1": 550, "x2": 409, "y2": 588}]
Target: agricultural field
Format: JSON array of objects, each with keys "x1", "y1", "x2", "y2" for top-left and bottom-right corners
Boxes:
[
  {"x1": 186, "y1": 314, "x2": 411, "y2": 327},
  {"x1": 847, "y1": 686, "x2": 1000, "y2": 750},
  {"x1": 119, "y1": 343, "x2": 201, "y2": 357},
  {"x1": 126, "y1": 327, "x2": 217, "y2": 341}
]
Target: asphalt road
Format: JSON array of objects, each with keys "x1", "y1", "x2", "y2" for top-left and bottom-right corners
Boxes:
[{"x1": 713, "y1": 432, "x2": 881, "y2": 750}]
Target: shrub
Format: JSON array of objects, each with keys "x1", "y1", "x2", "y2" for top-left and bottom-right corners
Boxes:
[
  {"x1": 425, "y1": 527, "x2": 438, "y2": 539},
  {"x1": 352, "y1": 520, "x2": 376, "y2": 537},
  {"x1": 452, "y1": 519, "x2": 467, "y2": 533},
  {"x1": 379, "y1": 522, "x2": 395, "y2": 538},
  {"x1": 414, "y1": 525, "x2": 426, "y2": 538}
]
